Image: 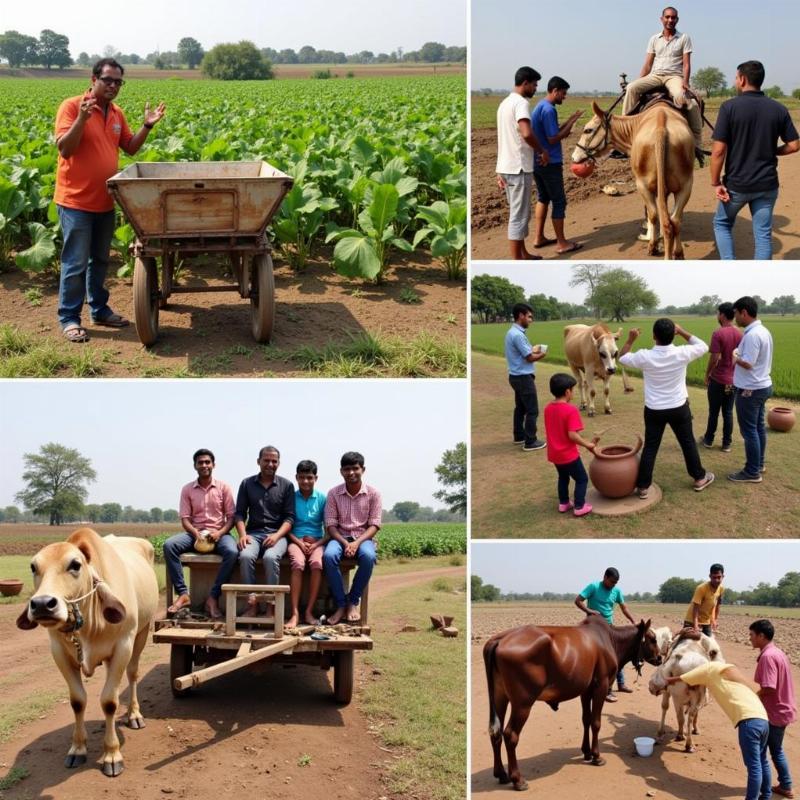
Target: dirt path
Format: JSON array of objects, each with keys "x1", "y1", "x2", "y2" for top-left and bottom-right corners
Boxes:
[
  {"x1": 471, "y1": 607, "x2": 800, "y2": 799},
  {"x1": 0, "y1": 567, "x2": 462, "y2": 800},
  {"x1": 470, "y1": 123, "x2": 800, "y2": 261}
]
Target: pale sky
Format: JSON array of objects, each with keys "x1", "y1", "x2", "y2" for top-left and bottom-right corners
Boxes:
[
  {"x1": 471, "y1": 0, "x2": 799, "y2": 93},
  {"x1": 472, "y1": 541, "x2": 800, "y2": 594},
  {"x1": 0, "y1": 380, "x2": 467, "y2": 510},
  {"x1": 3, "y1": 0, "x2": 466, "y2": 57},
  {"x1": 472, "y1": 262, "x2": 798, "y2": 308}
]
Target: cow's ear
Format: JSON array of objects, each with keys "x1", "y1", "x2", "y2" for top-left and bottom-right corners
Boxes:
[
  {"x1": 16, "y1": 608, "x2": 38, "y2": 630},
  {"x1": 591, "y1": 100, "x2": 604, "y2": 118},
  {"x1": 614, "y1": 328, "x2": 622, "y2": 339},
  {"x1": 96, "y1": 582, "x2": 126, "y2": 624}
]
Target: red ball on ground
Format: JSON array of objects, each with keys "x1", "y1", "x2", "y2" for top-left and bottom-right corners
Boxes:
[{"x1": 570, "y1": 160, "x2": 595, "y2": 178}]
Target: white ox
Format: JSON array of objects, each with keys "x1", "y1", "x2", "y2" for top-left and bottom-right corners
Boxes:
[
  {"x1": 16, "y1": 528, "x2": 158, "y2": 777},
  {"x1": 648, "y1": 629, "x2": 724, "y2": 752},
  {"x1": 564, "y1": 323, "x2": 634, "y2": 416}
]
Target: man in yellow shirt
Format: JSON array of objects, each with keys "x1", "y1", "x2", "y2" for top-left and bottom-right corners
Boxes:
[
  {"x1": 683, "y1": 563, "x2": 724, "y2": 636},
  {"x1": 667, "y1": 660, "x2": 770, "y2": 800}
]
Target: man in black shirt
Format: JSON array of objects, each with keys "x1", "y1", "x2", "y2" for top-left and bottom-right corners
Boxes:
[
  {"x1": 234, "y1": 446, "x2": 295, "y2": 615},
  {"x1": 711, "y1": 60, "x2": 799, "y2": 259}
]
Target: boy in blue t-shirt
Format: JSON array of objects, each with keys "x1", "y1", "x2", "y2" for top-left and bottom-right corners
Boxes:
[{"x1": 574, "y1": 567, "x2": 638, "y2": 700}]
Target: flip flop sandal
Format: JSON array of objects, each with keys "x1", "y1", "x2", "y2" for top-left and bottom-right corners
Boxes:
[
  {"x1": 167, "y1": 594, "x2": 192, "y2": 614},
  {"x1": 63, "y1": 325, "x2": 89, "y2": 343},
  {"x1": 556, "y1": 242, "x2": 584, "y2": 255},
  {"x1": 533, "y1": 238, "x2": 558, "y2": 248},
  {"x1": 93, "y1": 313, "x2": 130, "y2": 328}
]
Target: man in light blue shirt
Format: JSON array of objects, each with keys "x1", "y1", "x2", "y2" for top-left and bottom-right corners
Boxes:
[
  {"x1": 505, "y1": 303, "x2": 547, "y2": 450},
  {"x1": 730, "y1": 297, "x2": 774, "y2": 483},
  {"x1": 575, "y1": 567, "x2": 638, "y2": 700}
]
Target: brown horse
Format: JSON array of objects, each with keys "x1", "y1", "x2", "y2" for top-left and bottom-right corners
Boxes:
[
  {"x1": 483, "y1": 616, "x2": 662, "y2": 791},
  {"x1": 571, "y1": 100, "x2": 694, "y2": 260}
]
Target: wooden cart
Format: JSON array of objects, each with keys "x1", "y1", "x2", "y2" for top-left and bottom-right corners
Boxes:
[
  {"x1": 107, "y1": 161, "x2": 293, "y2": 346},
  {"x1": 153, "y1": 553, "x2": 372, "y2": 704}
]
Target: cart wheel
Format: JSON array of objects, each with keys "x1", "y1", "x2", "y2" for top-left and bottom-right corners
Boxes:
[
  {"x1": 250, "y1": 253, "x2": 275, "y2": 344},
  {"x1": 333, "y1": 650, "x2": 354, "y2": 705},
  {"x1": 170, "y1": 644, "x2": 194, "y2": 698},
  {"x1": 133, "y1": 256, "x2": 159, "y2": 346}
]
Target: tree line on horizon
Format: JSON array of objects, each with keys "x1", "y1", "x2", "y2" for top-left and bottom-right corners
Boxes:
[
  {"x1": 472, "y1": 267, "x2": 798, "y2": 324},
  {"x1": 472, "y1": 572, "x2": 800, "y2": 608}
]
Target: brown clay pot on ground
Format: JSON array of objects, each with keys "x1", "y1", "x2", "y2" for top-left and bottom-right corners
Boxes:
[
  {"x1": 0, "y1": 579, "x2": 24, "y2": 597},
  {"x1": 767, "y1": 407, "x2": 796, "y2": 432},
  {"x1": 589, "y1": 435, "x2": 643, "y2": 499}
]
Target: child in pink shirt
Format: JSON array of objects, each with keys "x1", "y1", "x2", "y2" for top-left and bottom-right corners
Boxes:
[{"x1": 543, "y1": 373, "x2": 599, "y2": 517}]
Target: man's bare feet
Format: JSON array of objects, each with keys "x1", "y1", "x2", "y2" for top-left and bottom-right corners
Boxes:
[
  {"x1": 167, "y1": 593, "x2": 191, "y2": 614},
  {"x1": 328, "y1": 607, "x2": 345, "y2": 625},
  {"x1": 346, "y1": 603, "x2": 361, "y2": 623},
  {"x1": 204, "y1": 596, "x2": 222, "y2": 620},
  {"x1": 304, "y1": 610, "x2": 320, "y2": 625},
  {"x1": 241, "y1": 595, "x2": 259, "y2": 617},
  {"x1": 286, "y1": 612, "x2": 299, "y2": 628}
]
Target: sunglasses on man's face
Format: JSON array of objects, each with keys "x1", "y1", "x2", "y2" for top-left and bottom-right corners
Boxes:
[{"x1": 97, "y1": 76, "x2": 124, "y2": 87}]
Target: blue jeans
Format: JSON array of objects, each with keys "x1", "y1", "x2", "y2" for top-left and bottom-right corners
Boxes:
[
  {"x1": 163, "y1": 532, "x2": 239, "y2": 599},
  {"x1": 323, "y1": 538, "x2": 376, "y2": 608},
  {"x1": 738, "y1": 718, "x2": 771, "y2": 800},
  {"x1": 238, "y1": 532, "x2": 288, "y2": 585},
  {"x1": 57, "y1": 205, "x2": 116, "y2": 328},
  {"x1": 555, "y1": 457, "x2": 588, "y2": 509},
  {"x1": 713, "y1": 188, "x2": 778, "y2": 260},
  {"x1": 768, "y1": 724, "x2": 792, "y2": 791},
  {"x1": 735, "y1": 386, "x2": 772, "y2": 476}
]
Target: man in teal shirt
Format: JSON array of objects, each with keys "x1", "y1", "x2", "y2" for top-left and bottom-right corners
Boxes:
[{"x1": 575, "y1": 567, "x2": 638, "y2": 700}]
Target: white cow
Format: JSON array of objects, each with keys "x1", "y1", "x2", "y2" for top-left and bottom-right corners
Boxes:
[
  {"x1": 564, "y1": 324, "x2": 634, "y2": 416},
  {"x1": 648, "y1": 630, "x2": 724, "y2": 752},
  {"x1": 16, "y1": 528, "x2": 158, "y2": 777}
]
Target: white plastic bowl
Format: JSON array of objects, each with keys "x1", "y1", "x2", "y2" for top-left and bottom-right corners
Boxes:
[{"x1": 634, "y1": 736, "x2": 655, "y2": 757}]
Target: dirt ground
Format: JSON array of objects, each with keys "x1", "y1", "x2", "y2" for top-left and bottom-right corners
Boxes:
[
  {"x1": 0, "y1": 250, "x2": 465, "y2": 377},
  {"x1": 471, "y1": 354, "x2": 800, "y2": 537},
  {"x1": 0, "y1": 566, "x2": 463, "y2": 800},
  {"x1": 471, "y1": 604, "x2": 800, "y2": 799},
  {"x1": 470, "y1": 113, "x2": 800, "y2": 260}
]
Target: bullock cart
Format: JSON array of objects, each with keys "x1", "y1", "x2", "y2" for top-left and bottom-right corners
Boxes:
[
  {"x1": 107, "y1": 161, "x2": 293, "y2": 346},
  {"x1": 153, "y1": 553, "x2": 372, "y2": 704}
]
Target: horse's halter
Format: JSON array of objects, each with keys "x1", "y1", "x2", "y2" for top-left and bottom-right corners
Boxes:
[{"x1": 574, "y1": 112, "x2": 611, "y2": 162}]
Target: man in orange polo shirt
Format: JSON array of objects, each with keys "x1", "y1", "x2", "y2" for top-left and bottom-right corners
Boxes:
[{"x1": 55, "y1": 58, "x2": 165, "y2": 342}]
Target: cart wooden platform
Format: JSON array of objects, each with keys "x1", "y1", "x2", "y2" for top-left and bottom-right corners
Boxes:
[
  {"x1": 107, "y1": 161, "x2": 293, "y2": 346},
  {"x1": 153, "y1": 553, "x2": 372, "y2": 704}
]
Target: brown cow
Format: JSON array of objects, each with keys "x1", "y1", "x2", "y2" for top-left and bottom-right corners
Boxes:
[
  {"x1": 571, "y1": 100, "x2": 694, "y2": 260},
  {"x1": 564, "y1": 323, "x2": 634, "y2": 416},
  {"x1": 483, "y1": 616, "x2": 662, "y2": 791},
  {"x1": 16, "y1": 528, "x2": 158, "y2": 777}
]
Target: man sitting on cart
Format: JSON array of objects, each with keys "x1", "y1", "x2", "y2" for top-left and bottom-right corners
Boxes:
[
  {"x1": 234, "y1": 446, "x2": 296, "y2": 617},
  {"x1": 323, "y1": 452, "x2": 381, "y2": 624},
  {"x1": 286, "y1": 460, "x2": 328, "y2": 628},
  {"x1": 163, "y1": 449, "x2": 237, "y2": 619}
]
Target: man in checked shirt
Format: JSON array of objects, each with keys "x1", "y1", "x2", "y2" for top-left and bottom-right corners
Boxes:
[{"x1": 323, "y1": 452, "x2": 381, "y2": 624}]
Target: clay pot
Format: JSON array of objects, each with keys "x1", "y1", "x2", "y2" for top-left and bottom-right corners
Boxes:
[
  {"x1": 767, "y1": 407, "x2": 796, "y2": 433},
  {"x1": 570, "y1": 160, "x2": 595, "y2": 178},
  {"x1": 589, "y1": 435, "x2": 643, "y2": 499},
  {"x1": 0, "y1": 579, "x2": 24, "y2": 597}
]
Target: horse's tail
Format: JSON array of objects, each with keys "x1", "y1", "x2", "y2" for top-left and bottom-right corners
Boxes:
[
  {"x1": 654, "y1": 108, "x2": 674, "y2": 257},
  {"x1": 483, "y1": 637, "x2": 503, "y2": 736}
]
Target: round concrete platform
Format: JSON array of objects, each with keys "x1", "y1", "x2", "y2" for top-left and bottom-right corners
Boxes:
[{"x1": 585, "y1": 483, "x2": 662, "y2": 516}]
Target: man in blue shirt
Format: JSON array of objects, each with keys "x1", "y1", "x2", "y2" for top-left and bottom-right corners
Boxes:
[
  {"x1": 505, "y1": 303, "x2": 547, "y2": 451},
  {"x1": 531, "y1": 76, "x2": 583, "y2": 255},
  {"x1": 575, "y1": 567, "x2": 638, "y2": 700}
]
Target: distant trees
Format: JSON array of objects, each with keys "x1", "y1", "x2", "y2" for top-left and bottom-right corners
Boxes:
[
  {"x1": 202, "y1": 41, "x2": 273, "y2": 80},
  {"x1": 391, "y1": 501, "x2": 421, "y2": 522},
  {"x1": 0, "y1": 30, "x2": 41, "y2": 67},
  {"x1": 471, "y1": 274, "x2": 525, "y2": 322},
  {"x1": 177, "y1": 37, "x2": 204, "y2": 69},
  {"x1": 472, "y1": 575, "x2": 501, "y2": 602},
  {"x1": 258, "y1": 41, "x2": 464, "y2": 66},
  {"x1": 764, "y1": 85, "x2": 784, "y2": 99},
  {"x1": 692, "y1": 66, "x2": 726, "y2": 95},
  {"x1": 38, "y1": 29, "x2": 71, "y2": 69},
  {"x1": 434, "y1": 442, "x2": 467, "y2": 515},
  {"x1": 772, "y1": 294, "x2": 797, "y2": 315},
  {"x1": 658, "y1": 576, "x2": 698, "y2": 603},
  {"x1": 592, "y1": 267, "x2": 659, "y2": 322}
]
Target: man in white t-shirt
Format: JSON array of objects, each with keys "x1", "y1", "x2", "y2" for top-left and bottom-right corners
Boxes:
[
  {"x1": 619, "y1": 318, "x2": 714, "y2": 497},
  {"x1": 622, "y1": 6, "x2": 704, "y2": 160},
  {"x1": 496, "y1": 66, "x2": 549, "y2": 260}
]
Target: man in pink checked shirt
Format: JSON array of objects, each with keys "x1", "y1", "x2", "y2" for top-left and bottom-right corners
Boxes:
[{"x1": 323, "y1": 452, "x2": 381, "y2": 624}]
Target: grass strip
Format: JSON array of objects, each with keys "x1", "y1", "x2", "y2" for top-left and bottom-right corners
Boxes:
[{"x1": 0, "y1": 690, "x2": 63, "y2": 743}]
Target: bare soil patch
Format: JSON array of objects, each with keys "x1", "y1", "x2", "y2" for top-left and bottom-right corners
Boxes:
[
  {"x1": 471, "y1": 108, "x2": 800, "y2": 260},
  {"x1": 0, "y1": 567, "x2": 463, "y2": 800},
  {"x1": 0, "y1": 250, "x2": 465, "y2": 377},
  {"x1": 471, "y1": 604, "x2": 800, "y2": 799}
]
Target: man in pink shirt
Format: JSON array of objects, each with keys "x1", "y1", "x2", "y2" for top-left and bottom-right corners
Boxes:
[
  {"x1": 323, "y1": 452, "x2": 381, "y2": 624},
  {"x1": 164, "y1": 449, "x2": 236, "y2": 619},
  {"x1": 701, "y1": 302, "x2": 744, "y2": 453},
  {"x1": 750, "y1": 619, "x2": 797, "y2": 798}
]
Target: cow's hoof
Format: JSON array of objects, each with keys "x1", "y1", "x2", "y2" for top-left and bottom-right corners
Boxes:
[
  {"x1": 675, "y1": 252, "x2": 685, "y2": 261},
  {"x1": 588, "y1": 411, "x2": 595, "y2": 417},
  {"x1": 583, "y1": 753, "x2": 593, "y2": 762},
  {"x1": 624, "y1": 388, "x2": 635, "y2": 393},
  {"x1": 675, "y1": 734, "x2": 685, "y2": 742},
  {"x1": 64, "y1": 753, "x2": 87, "y2": 768},
  {"x1": 102, "y1": 760, "x2": 124, "y2": 778},
  {"x1": 127, "y1": 715, "x2": 146, "y2": 730},
  {"x1": 513, "y1": 780, "x2": 529, "y2": 791},
  {"x1": 591, "y1": 757, "x2": 606, "y2": 766},
  {"x1": 495, "y1": 770, "x2": 510, "y2": 784},
  {"x1": 685, "y1": 745, "x2": 696, "y2": 753},
  {"x1": 604, "y1": 409, "x2": 612, "y2": 415}
]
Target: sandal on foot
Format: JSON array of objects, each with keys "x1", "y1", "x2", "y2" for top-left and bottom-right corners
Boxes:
[
  {"x1": 556, "y1": 242, "x2": 583, "y2": 255},
  {"x1": 92, "y1": 312, "x2": 130, "y2": 328},
  {"x1": 63, "y1": 325, "x2": 89, "y2": 343},
  {"x1": 533, "y1": 238, "x2": 557, "y2": 248},
  {"x1": 167, "y1": 594, "x2": 191, "y2": 614}
]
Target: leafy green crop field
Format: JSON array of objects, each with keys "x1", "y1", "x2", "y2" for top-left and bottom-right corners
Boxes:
[
  {"x1": 1, "y1": 76, "x2": 465, "y2": 280},
  {"x1": 472, "y1": 316, "x2": 800, "y2": 399}
]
